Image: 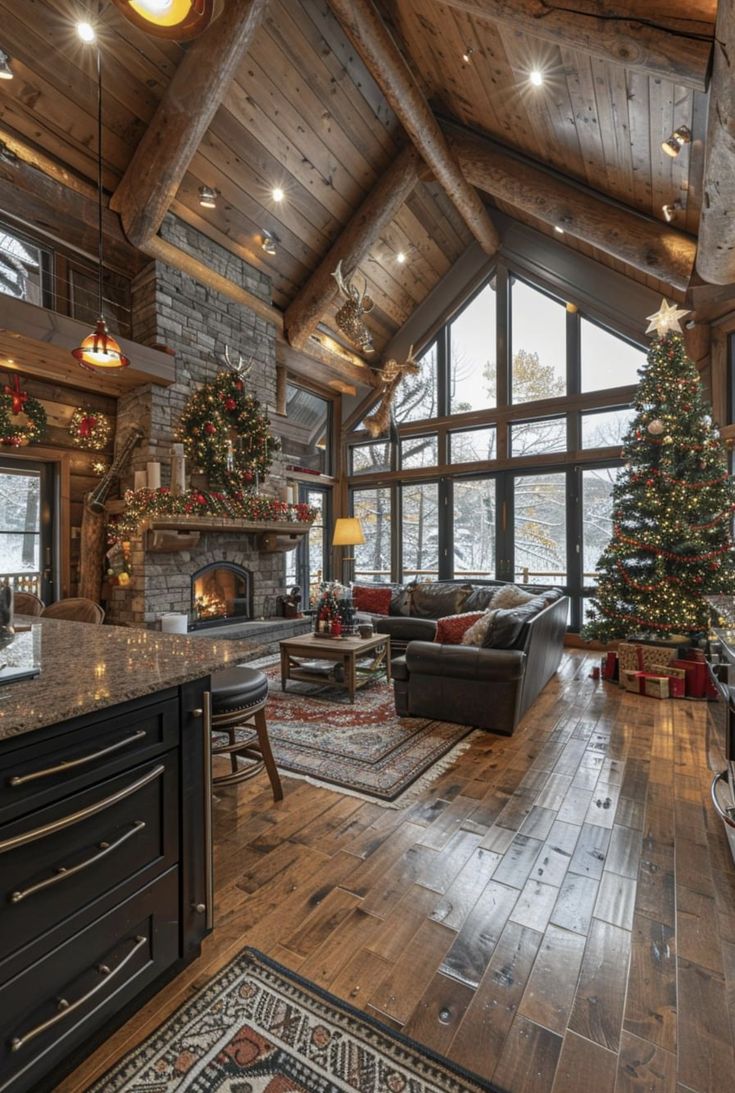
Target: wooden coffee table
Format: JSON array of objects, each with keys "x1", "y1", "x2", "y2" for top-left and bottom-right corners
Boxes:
[{"x1": 279, "y1": 632, "x2": 391, "y2": 703}]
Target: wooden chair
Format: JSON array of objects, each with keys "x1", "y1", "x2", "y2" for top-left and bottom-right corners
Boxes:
[
  {"x1": 41, "y1": 598, "x2": 105, "y2": 625},
  {"x1": 13, "y1": 591, "x2": 45, "y2": 617}
]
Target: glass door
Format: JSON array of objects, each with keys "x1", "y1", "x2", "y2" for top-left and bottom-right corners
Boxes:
[
  {"x1": 452, "y1": 476, "x2": 497, "y2": 580},
  {"x1": 510, "y1": 470, "x2": 569, "y2": 587},
  {"x1": 0, "y1": 460, "x2": 55, "y2": 603},
  {"x1": 286, "y1": 485, "x2": 330, "y2": 608}
]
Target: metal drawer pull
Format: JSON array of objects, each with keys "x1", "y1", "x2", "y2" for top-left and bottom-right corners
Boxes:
[
  {"x1": 711, "y1": 769, "x2": 735, "y2": 829},
  {"x1": 202, "y1": 691, "x2": 214, "y2": 931},
  {"x1": 9, "y1": 820, "x2": 146, "y2": 904},
  {"x1": 8, "y1": 730, "x2": 147, "y2": 787},
  {"x1": 0, "y1": 765, "x2": 164, "y2": 855},
  {"x1": 10, "y1": 934, "x2": 148, "y2": 1053}
]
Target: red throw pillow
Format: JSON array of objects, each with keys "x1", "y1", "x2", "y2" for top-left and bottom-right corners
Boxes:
[
  {"x1": 434, "y1": 611, "x2": 485, "y2": 644},
  {"x1": 352, "y1": 585, "x2": 392, "y2": 616}
]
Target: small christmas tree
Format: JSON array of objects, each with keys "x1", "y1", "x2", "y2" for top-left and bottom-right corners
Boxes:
[{"x1": 584, "y1": 299, "x2": 735, "y2": 642}]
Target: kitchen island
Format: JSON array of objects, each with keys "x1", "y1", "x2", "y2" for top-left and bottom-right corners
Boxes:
[{"x1": 0, "y1": 618, "x2": 254, "y2": 1093}]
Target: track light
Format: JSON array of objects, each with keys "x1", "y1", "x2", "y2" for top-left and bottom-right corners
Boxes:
[
  {"x1": 529, "y1": 69, "x2": 544, "y2": 87},
  {"x1": 462, "y1": 46, "x2": 474, "y2": 63},
  {"x1": 554, "y1": 225, "x2": 565, "y2": 234},
  {"x1": 662, "y1": 200, "x2": 682, "y2": 223},
  {"x1": 396, "y1": 251, "x2": 407, "y2": 264},
  {"x1": 272, "y1": 186, "x2": 285, "y2": 203},
  {"x1": 261, "y1": 229, "x2": 278, "y2": 256},
  {"x1": 661, "y1": 125, "x2": 691, "y2": 158},
  {"x1": 198, "y1": 185, "x2": 217, "y2": 208},
  {"x1": 0, "y1": 50, "x2": 13, "y2": 80},
  {"x1": 76, "y1": 21, "x2": 96, "y2": 43}
]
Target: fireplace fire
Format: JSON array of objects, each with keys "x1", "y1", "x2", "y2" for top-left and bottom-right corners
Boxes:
[{"x1": 190, "y1": 562, "x2": 252, "y2": 629}]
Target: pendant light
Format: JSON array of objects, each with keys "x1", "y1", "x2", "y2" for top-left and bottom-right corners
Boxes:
[
  {"x1": 111, "y1": 0, "x2": 215, "y2": 40},
  {"x1": 72, "y1": 42, "x2": 129, "y2": 373}
]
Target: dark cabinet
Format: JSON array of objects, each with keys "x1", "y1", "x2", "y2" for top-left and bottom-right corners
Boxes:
[{"x1": 0, "y1": 680, "x2": 211, "y2": 1092}]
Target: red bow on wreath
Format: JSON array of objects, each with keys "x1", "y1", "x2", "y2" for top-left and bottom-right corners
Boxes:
[
  {"x1": 78, "y1": 414, "x2": 97, "y2": 438},
  {"x1": 4, "y1": 376, "x2": 28, "y2": 415}
]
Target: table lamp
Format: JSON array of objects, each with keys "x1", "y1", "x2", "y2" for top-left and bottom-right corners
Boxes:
[{"x1": 332, "y1": 517, "x2": 365, "y2": 582}]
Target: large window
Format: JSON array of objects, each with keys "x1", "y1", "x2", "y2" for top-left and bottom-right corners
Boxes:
[
  {"x1": 511, "y1": 279, "x2": 566, "y2": 403},
  {"x1": 401, "y1": 482, "x2": 439, "y2": 580},
  {"x1": 581, "y1": 318, "x2": 644, "y2": 392},
  {"x1": 353, "y1": 487, "x2": 392, "y2": 583},
  {"x1": 283, "y1": 385, "x2": 332, "y2": 474},
  {"x1": 454, "y1": 479, "x2": 496, "y2": 579},
  {"x1": 347, "y1": 260, "x2": 646, "y2": 628},
  {"x1": 0, "y1": 225, "x2": 50, "y2": 306},
  {"x1": 449, "y1": 280, "x2": 496, "y2": 413}
]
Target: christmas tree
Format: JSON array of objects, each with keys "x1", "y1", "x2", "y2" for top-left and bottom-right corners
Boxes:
[{"x1": 584, "y1": 299, "x2": 735, "y2": 642}]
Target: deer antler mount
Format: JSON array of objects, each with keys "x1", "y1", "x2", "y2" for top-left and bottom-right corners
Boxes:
[{"x1": 332, "y1": 260, "x2": 375, "y2": 355}]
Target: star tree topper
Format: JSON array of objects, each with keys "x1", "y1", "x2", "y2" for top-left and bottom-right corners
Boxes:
[{"x1": 645, "y1": 298, "x2": 690, "y2": 337}]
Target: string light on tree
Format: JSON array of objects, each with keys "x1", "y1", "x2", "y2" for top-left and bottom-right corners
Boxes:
[{"x1": 584, "y1": 301, "x2": 735, "y2": 642}]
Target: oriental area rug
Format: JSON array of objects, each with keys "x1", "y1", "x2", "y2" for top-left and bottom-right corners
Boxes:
[
  {"x1": 89, "y1": 948, "x2": 501, "y2": 1093},
  {"x1": 238, "y1": 662, "x2": 475, "y2": 806}
]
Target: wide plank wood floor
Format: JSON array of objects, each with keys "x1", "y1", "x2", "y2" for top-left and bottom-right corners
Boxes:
[{"x1": 59, "y1": 651, "x2": 735, "y2": 1092}]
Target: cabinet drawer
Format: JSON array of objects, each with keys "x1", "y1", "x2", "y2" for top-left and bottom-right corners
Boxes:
[
  {"x1": 0, "y1": 867, "x2": 179, "y2": 1093},
  {"x1": 0, "y1": 693, "x2": 179, "y2": 825},
  {"x1": 0, "y1": 756, "x2": 178, "y2": 977}
]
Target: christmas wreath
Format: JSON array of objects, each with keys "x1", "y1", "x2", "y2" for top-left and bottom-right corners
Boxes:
[
  {"x1": 178, "y1": 370, "x2": 279, "y2": 488},
  {"x1": 0, "y1": 377, "x2": 47, "y2": 447},
  {"x1": 68, "y1": 407, "x2": 112, "y2": 450}
]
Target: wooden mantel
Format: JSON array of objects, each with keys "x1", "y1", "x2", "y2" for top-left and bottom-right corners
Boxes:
[{"x1": 136, "y1": 515, "x2": 312, "y2": 554}]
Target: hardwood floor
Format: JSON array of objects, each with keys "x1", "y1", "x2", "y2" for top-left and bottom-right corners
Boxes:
[{"x1": 58, "y1": 652, "x2": 735, "y2": 1092}]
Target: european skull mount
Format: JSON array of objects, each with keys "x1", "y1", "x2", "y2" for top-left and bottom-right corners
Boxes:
[{"x1": 332, "y1": 260, "x2": 375, "y2": 355}]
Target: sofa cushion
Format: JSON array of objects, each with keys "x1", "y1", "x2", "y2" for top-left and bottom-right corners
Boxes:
[
  {"x1": 434, "y1": 611, "x2": 485, "y2": 644},
  {"x1": 353, "y1": 585, "x2": 392, "y2": 615},
  {"x1": 482, "y1": 594, "x2": 551, "y2": 649},
  {"x1": 375, "y1": 615, "x2": 437, "y2": 642},
  {"x1": 410, "y1": 582, "x2": 473, "y2": 619},
  {"x1": 461, "y1": 608, "x2": 498, "y2": 646},
  {"x1": 391, "y1": 654, "x2": 409, "y2": 682},
  {"x1": 489, "y1": 584, "x2": 536, "y2": 610},
  {"x1": 392, "y1": 584, "x2": 414, "y2": 616},
  {"x1": 463, "y1": 585, "x2": 500, "y2": 612}
]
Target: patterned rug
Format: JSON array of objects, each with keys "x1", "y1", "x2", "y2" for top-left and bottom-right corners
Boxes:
[
  {"x1": 242, "y1": 663, "x2": 474, "y2": 806},
  {"x1": 89, "y1": 948, "x2": 502, "y2": 1093}
]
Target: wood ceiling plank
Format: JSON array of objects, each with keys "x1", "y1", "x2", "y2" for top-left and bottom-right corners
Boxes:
[
  {"x1": 560, "y1": 50, "x2": 610, "y2": 196},
  {"x1": 591, "y1": 56, "x2": 635, "y2": 204},
  {"x1": 624, "y1": 70, "x2": 654, "y2": 214},
  {"x1": 464, "y1": 16, "x2": 539, "y2": 154},
  {"x1": 684, "y1": 90, "x2": 707, "y2": 235},
  {"x1": 604, "y1": 63, "x2": 637, "y2": 208},
  {"x1": 647, "y1": 74, "x2": 679, "y2": 225}
]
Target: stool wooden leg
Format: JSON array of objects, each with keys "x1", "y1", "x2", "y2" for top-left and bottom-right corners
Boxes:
[{"x1": 254, "y1": 708, "x2": 283, "y2": 801}]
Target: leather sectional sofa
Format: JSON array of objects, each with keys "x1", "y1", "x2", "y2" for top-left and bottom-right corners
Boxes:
[{"x1": 354, "y1": 580, "x2": 568, "y2": 735}]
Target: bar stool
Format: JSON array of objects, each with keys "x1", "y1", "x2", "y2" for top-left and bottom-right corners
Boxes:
[{"x1": 210, "y1": 666, "x2": 283, "y2": 800}]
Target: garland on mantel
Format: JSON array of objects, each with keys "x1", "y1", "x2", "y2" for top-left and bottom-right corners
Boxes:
[{"x1": 108, "y1": 486, "x2": 318, "y2": 546}]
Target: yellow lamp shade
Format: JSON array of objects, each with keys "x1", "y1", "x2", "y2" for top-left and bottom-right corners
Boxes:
[
  {"x1": 72, "y1": 318, "x2": 130, "y2": 372},
  {"x1": 112, "y1": 0, "x2": 215, "y2": 39},
  {"x1": 332, "y1": 517, "x2": 365, "y2": 547}
]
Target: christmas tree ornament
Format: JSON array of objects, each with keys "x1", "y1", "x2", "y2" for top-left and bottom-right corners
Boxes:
[
  {"x1": 0, "y1": 378, "x2": 47, "y2": 447},
  {"x1": 647, "y1": 419, "x2": 665, "y2": 435},
  {"x1": 68, "y1": 407, "x2": 112, "y2": 449},
  {"x1": 645, "y1": 298, "x2": 690, "y2": 337}
]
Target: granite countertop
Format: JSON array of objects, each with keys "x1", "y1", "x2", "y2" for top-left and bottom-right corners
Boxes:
[{"x1": 0, "y1": 617, "x2": 258, "y2": 742}]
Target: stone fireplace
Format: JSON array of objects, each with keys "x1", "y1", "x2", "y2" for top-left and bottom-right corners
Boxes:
[{"x1": 190, "y1": 561, "x2": 252, "y2": 630}]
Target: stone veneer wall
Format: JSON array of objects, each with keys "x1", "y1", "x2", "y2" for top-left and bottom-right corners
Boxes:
[{"x1": 108, "y1": 215, "x2": 288, "y2": 628}]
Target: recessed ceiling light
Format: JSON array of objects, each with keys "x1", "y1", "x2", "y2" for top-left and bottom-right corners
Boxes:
[
  {"x1": 462, "y1": 46, "x2": 474, "y2": 63},
  {"x1": 272, "y1": 186, "x2": 285, "y2": 203},
  {"x1": 661, "y1": 125, "x2": 691, "y2": 158},
  {"x1": 76, "y1": 21, "x2": 96, "y2": 43},
  {"x1": 396, "y1": 251, "x2": 407, "y2": 264},
  {"x1": 554, "y1": 225, "x2": 564, "y2": 234},
  {"x1": 529, "y1": 69, "x2": 545, "y2": 88},
  {"x1": 198, "y1": 185, "x2": 217, "y2": 208},
  {"x1": 0, "y1": 50, "x2": 13, "y2": 80}
]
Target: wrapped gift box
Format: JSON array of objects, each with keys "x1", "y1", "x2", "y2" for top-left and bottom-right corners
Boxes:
[
  {"x1": 621, "y1": 668, "x2": 644, "y2": 693},
  {"x1": 650, "y1": 664, "x2": 686, "y2": 699},
  {"x1": 641, "y1": 673, "x2": 670, "y2": 699},
  {"x1": 618, "y1": 643, "x2": 675, "y2": 685},
  {"x1": 602, "y1": 651, "x2": 619, "y2": 681},
  {"x1": 670, "y1": 658, "x2": 708, "y2": 698}
]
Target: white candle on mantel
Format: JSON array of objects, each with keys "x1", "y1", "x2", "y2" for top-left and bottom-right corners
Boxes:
[
  {"x1": 146, "y1": 461, "x2": 161, "y2": 490},
  {"x1": 133, "y1": 469, "x2": 147, "y2": 492}
]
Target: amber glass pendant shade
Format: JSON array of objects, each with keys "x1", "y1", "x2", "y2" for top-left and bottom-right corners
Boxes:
[
  {"x1": 73, "y1": 318, "x2": 130, "y2": 372},
  {"x1": 111, "y1": 0, "x2": 215, "y2": 39}
]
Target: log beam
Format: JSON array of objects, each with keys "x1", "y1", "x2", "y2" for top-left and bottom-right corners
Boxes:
[
  {"x1": 449, "y1": 127, "x2": 696, "y2": 292},
  {"x1": 695, "y1": 2, "x2": 735, "y2": 285},
  {"x1": 438, "y1": 1, "x2": 713, "y2": 90},
  {"x1": 327, "y1": 0, "x2": 499, "y2": 256},
  {"x1": 110, "y1": 0, "x2": 267, "y2": 247},
  {"x1": 284, "y1": 144, "x2": 422, "y2": 349}
]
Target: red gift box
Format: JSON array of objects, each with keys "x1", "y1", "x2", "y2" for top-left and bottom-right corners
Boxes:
[
  {"x1": 670, "y1": 659, "x2": 708, "y2": 698},
  {"x1": 602, "y1": 651, "x2": 619, "y2": 681}
]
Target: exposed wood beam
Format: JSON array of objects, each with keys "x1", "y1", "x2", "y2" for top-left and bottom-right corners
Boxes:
[
  {"x1": 284, "y1": 144, "x2": 423, "y2": 349},
  {"x1": 695, "y1": 2, "x2": 735, "y2": 285},
  {"x1": 437, "y1": 1, "x2": 713, "y2": 90},
  {"x1": 110, "y1": 0, "x2": 268, "y2": 247},
  {"x1": 449, "y1": 126, "x2": 696, "y2": 292},
  {"x1": 327, "y1": 0, "x2": 499, "y2": 256}
]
